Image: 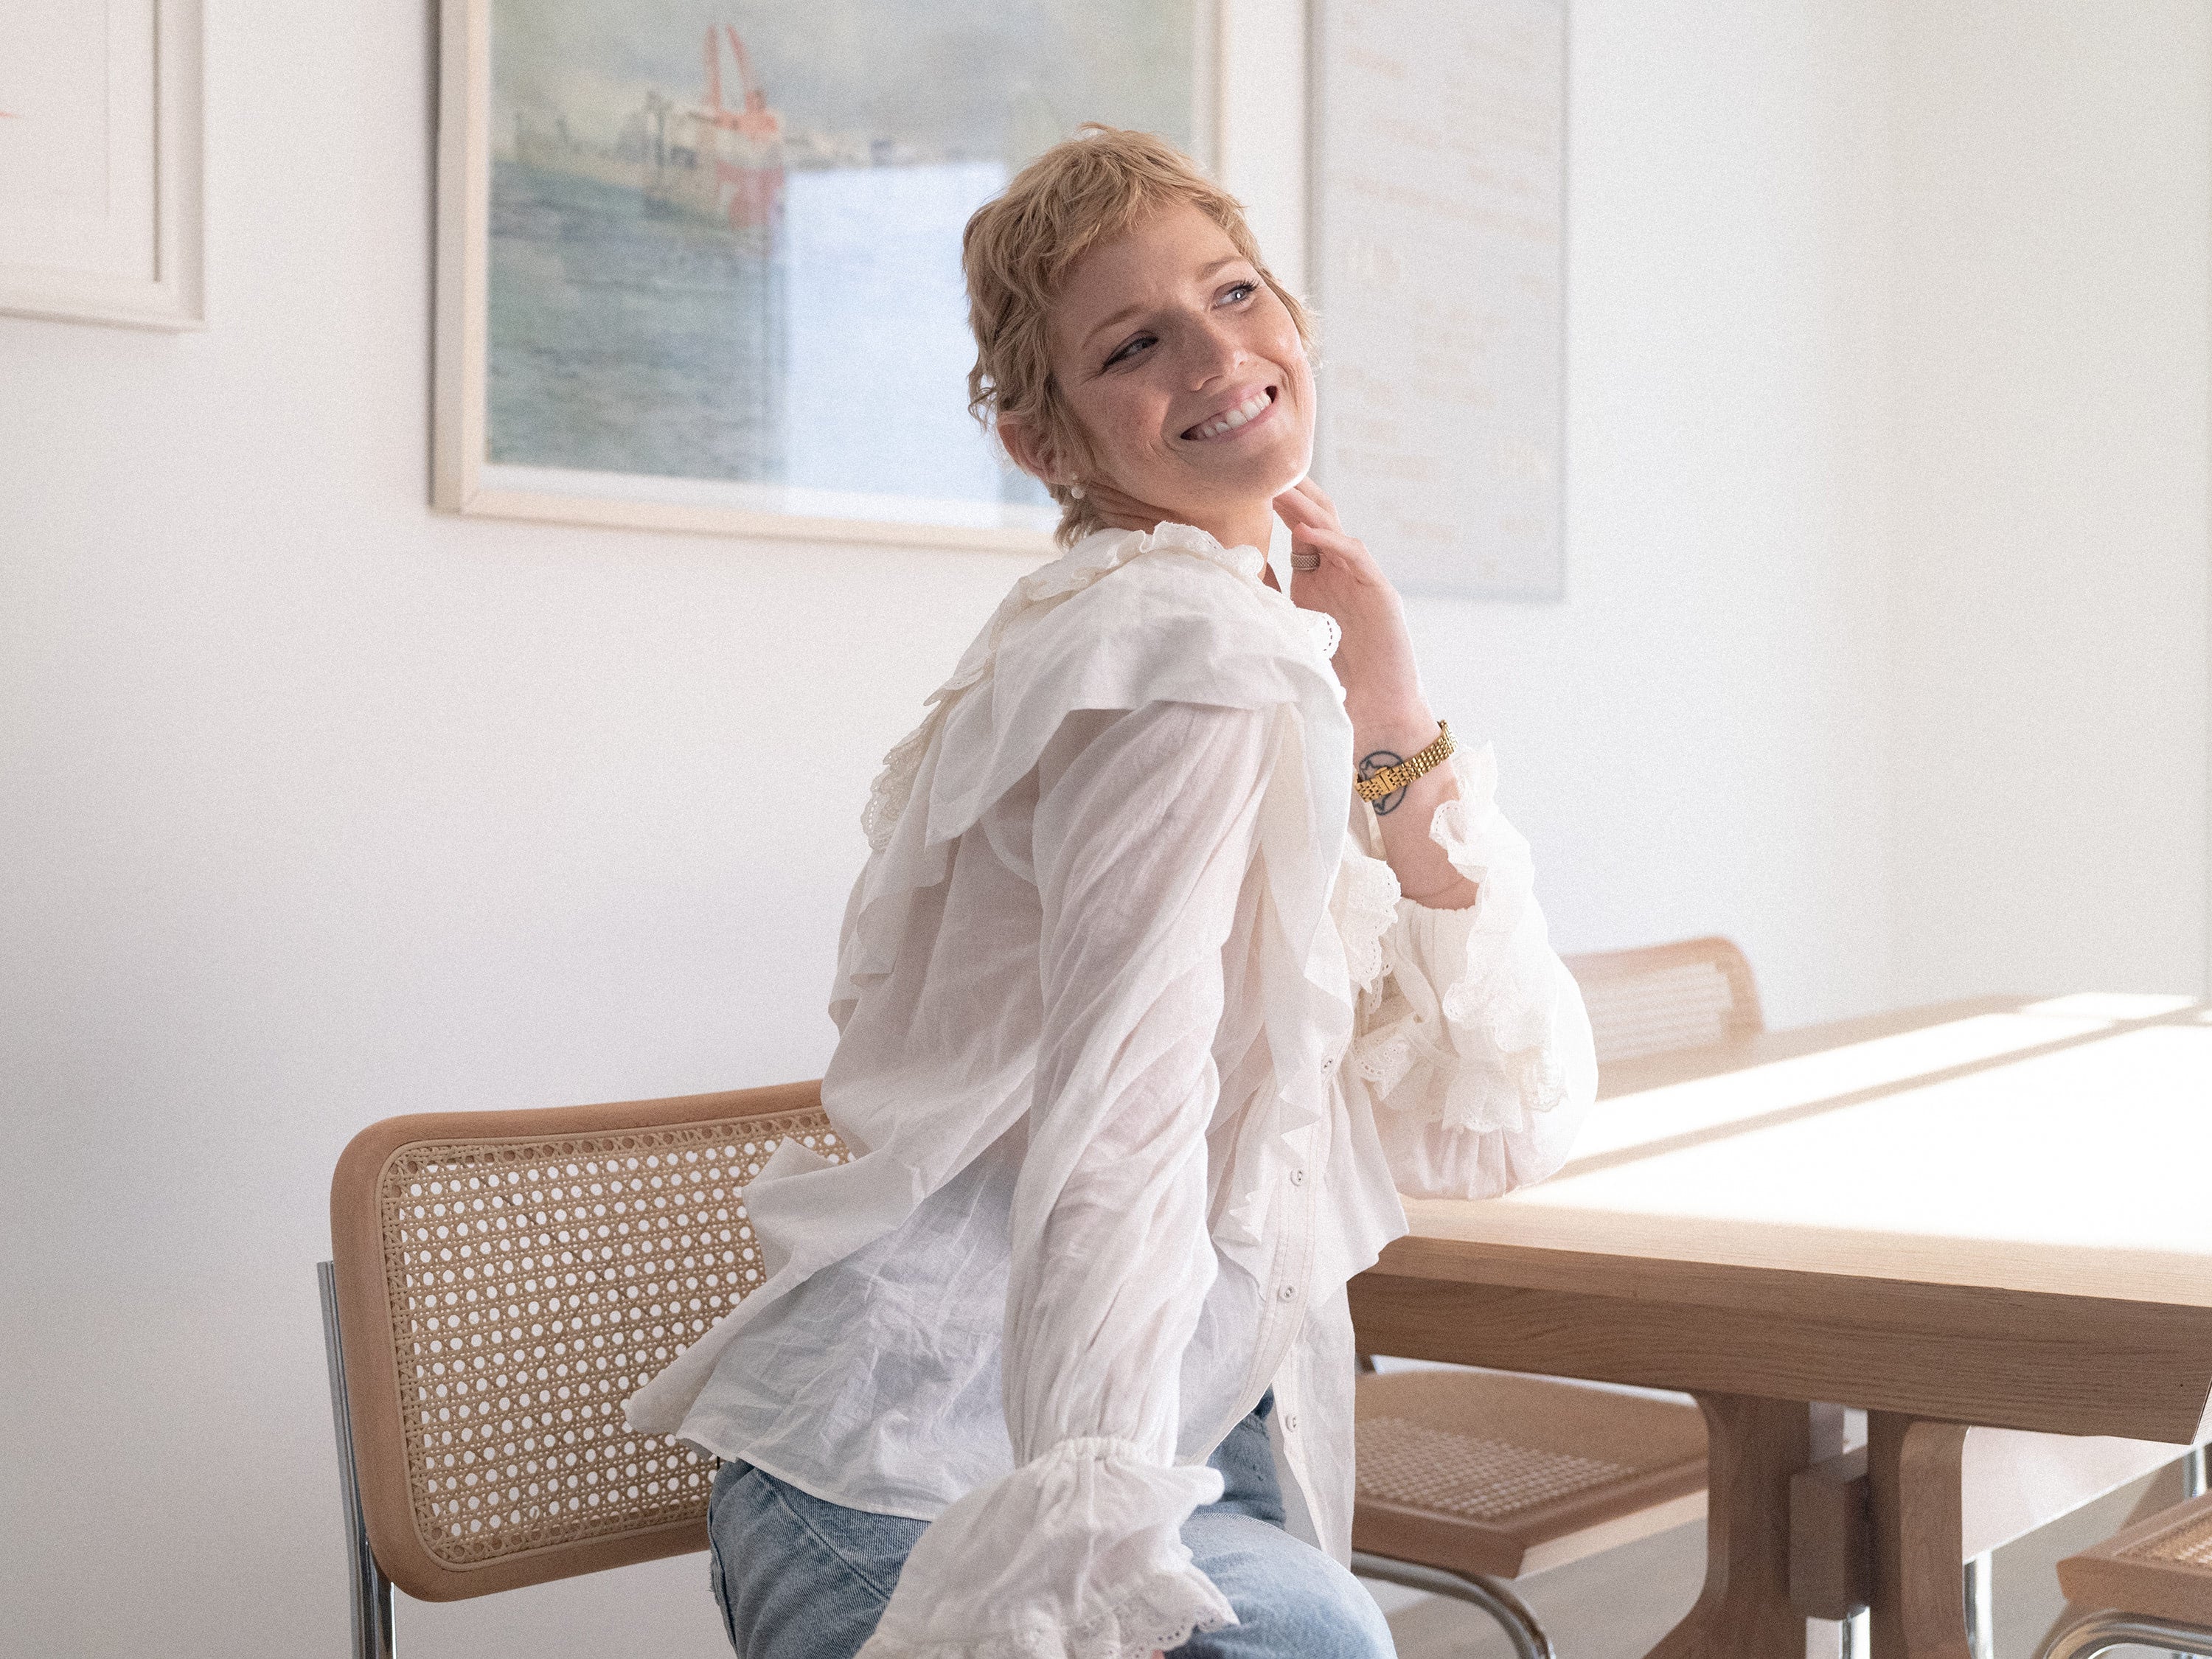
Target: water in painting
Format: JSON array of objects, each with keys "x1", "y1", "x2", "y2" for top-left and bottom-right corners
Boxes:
[{"x1": 486, "y1": 0, "x2": 1200, "y2": 524}]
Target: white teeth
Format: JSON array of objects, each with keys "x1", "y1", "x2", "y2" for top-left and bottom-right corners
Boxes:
[{"x1": 1192, "y1": 392, "x2": 1273, "y2": 440}]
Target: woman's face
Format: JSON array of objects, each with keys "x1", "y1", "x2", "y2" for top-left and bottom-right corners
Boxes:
[{"x1": 1030, "y1": 201, "x2": 1315, "y2": 527}]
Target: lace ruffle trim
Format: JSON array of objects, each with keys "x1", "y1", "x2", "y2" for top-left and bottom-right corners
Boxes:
[
  {"x1": 855, "y1": 1570, "x2": 1234, "y2": 1659},
  {"x1": 854, "y1": 1433, "x2": 1237, "y2": 1659},
  {"x1": 1343, "y1": 782, "x2": 1568, "y2": 1135},
  {"x1": 1304, "y1": 607, "x2": 1341, "y2": 660},
  {"x1": 1349, "y1": 1009, "x2": 1566, "y2": 1135},
  {"x1": 859, "y1": 524, "x2": 1271, "y2": 852},
  {"x1": 1332, "y1": 848, "x2": 1401, "y2": 995}
]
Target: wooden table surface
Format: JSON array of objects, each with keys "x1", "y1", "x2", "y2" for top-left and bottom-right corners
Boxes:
[{"x1": 1349, "y1": 994, "x2": 2212, "y2": 1658}]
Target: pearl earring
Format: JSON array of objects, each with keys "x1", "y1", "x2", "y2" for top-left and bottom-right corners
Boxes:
[{"x1": 1067, "y1": 481, "x2": 1086, "y2": 500}]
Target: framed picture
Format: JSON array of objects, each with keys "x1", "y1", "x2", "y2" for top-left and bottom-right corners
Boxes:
[
  {"x1": 434, "y1": 0, "x2": 1226, "y2": 552},
  {"x1": 0, "y1": 0, "x2": 205, "y2": 331},
  {"x1": 1310, "y1": 0, "x2": 1566, "y2": 600}
]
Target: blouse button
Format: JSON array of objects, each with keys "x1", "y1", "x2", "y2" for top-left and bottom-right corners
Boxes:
[
  {"x1": 1284, "y1": 1412, "x2": 1301, "y2": 1434},
  {"x1": 1277, "y1": 1284, "x2": 1299, "y2": 1303},
  {"x1": 1289, "y1": 1168, "x2": 1307, "y2": 1187}
]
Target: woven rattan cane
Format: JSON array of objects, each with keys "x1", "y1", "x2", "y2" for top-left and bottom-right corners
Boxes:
[
  {"x1": 1562, "y1": 936, "x2": 1764, "y2": 1065},
  {"x1": 2057, "y1": 1491, "x2": 2212, "y2": 1629},
  {"x1": 1352, "y1": 1368, "x2": 1708, "y2": 1580},
  {"x1": 329, "y1": 1079, "x2": 845, "y2": 1601}
]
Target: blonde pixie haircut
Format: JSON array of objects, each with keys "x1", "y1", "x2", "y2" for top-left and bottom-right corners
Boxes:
[{"x1": 964, "y1": 125, "x2": 1314, "y2": 547}]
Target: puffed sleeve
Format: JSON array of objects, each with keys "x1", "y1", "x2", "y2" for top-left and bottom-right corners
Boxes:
[
  {"x1": 856, "y1": 700, "x2": 1276, "y2": 1659},
  {"x1": 1339, "y1": 742, "x2": 1597, "y2": 1200}
]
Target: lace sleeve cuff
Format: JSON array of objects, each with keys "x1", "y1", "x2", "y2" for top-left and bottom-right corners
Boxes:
[
  {"x1": 855, "y1": 1438, "x2": 1236, "y2": 1659},
  {"x1": 1346, "y1": 748, "x2": 1597, "y2": 1194}
]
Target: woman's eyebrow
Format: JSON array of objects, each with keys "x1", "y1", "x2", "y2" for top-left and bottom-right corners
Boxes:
[
  {"x1": 1082, "y1": 303, "x2": 1150, "y2": 351},
  {"x1": 1079, "y1": 258, "x2": 1249, "y2": 351}
]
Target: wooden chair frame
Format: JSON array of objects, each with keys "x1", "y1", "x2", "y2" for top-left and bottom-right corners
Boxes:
[
  {"x1": 2037, "y1": 1476, "x2": 2212, "y2": 1659},
  {"x1": 319, "y1": 1079, "x2": 837, "y2": 1655}
]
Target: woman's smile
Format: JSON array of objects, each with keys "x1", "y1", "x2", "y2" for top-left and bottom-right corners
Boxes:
[
  {"x1": 1179, "y1": 384, "x2": 1279, "y2": 444},
  {"x1": 999, "y1": 199, "x2": 1317, "y2": 552}
]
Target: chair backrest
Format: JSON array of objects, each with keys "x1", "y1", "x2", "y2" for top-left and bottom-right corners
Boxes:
[
  {"x1": 1562, "y1": 936, "x2": 1764, "y2": 1065},
  {"x1": 2059, "y1": 1489, "x2": 2212, "y2": 1626},
  {"x1": 327, "y1": 1079, "x2": 847, "y2": 1601}
]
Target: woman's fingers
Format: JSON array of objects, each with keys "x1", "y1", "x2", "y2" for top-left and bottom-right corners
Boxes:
[
  {"x1": 1287, "y1": 520, "x2": 1380, "y2": 577},
  {"x1": 1270, "y1": 484, "x2": 1324, "y2": 529},
  {"x1": 1273, "y1": 477, "x2": 1343, "y2": 531},
  {"x1": 1297, "y1": 476, "x2": 1341, "y2": 521},
  {"x1": 1271, "y1": 487, "x2": 1327, "y2": 533}
]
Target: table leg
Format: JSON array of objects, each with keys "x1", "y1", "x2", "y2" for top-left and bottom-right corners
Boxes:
[
  {"x1": 1644, "y1": 1394, "x2": 1825, "y2": 1659},
  {"x1": 1866, "y1": 1414, "x2": 1972, "y2": 1659}
]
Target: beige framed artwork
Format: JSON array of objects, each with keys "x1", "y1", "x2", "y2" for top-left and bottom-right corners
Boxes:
[
  {"x1": 0, "y1": 0, "x2": 205, "y2": 331},
  {"x1": 1310, "y1": 0, "x2": 1566, "y2": 600},
  {"x1": 433, "y1": 0, "x2": 1239, "y2": 552}
]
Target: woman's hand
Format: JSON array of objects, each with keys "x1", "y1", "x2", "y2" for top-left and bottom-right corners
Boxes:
[
  {"x1": 1271, "y1": 480, "x2": 1432, "y2": 747},
  {"x1": 1273, "y1": 481, "x2": 1478, "y2": 907}
]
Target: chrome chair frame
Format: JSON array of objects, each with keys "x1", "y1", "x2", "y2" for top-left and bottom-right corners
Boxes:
[
  {"x1": 319, "y1": 1259, "x2": 397, "y2": 1659},
  {"x1": 2040, "y1": 1615, "x2": 2212, "y2": 1659},
  {"x1": 1352, "y1": 1552, "x2": 1555, "y2": 1659}
]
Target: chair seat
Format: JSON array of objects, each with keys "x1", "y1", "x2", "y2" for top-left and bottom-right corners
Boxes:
[
  {"x1": 1352, "y1": 1368, "x2": 1708, "y2": 1580},
  {"x1": 2058, "y1": 1491, "x2": 2212, "y2": 1627}
]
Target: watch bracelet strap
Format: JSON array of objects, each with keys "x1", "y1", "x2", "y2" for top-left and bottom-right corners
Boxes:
[{"x1": 1355, "y1": 720, "x2": 1454, "y2": 802}]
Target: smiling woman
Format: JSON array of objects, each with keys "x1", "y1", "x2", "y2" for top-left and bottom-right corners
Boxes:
[
  {"x1": 623, "y1": 125, "x2": 1599, "y2": 1659},
  {"x1": 1005, "y1": 203, "x2": 1309, "y2": 560},
  {"x1": 958, "y1": 128, "x2": 1315, "y2": 554}
]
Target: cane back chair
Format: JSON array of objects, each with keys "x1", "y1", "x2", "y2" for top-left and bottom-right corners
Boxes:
[
  {"x1": 318, "y1": 1079, "x2": 848, "y2": 1658},
  {"x1": 2039, "y1": 1483, "x2": 2212, "y2": 1658},
  {"x1": 1565, "y1": 934, "x2": 1764, "y2": 1064},
  {"x1": 1349, "y1": 937, "x2": 1763, "y2": 1658}
]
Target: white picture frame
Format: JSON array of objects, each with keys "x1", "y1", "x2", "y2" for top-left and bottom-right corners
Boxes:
[
  {"x1": 432, "y1": 0, "x2": 1304, "y2": 554},
  {"x1": 0, "y1": 0, "x2": 205, "y2": 331}
]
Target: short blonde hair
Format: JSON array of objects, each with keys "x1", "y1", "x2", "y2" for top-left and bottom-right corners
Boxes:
[{"x1": 963, "y1": 125, "x2": 1314, "y2": 546}]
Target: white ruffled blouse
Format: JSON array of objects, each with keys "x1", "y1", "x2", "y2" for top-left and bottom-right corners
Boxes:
[{"x1": 626, "y1": 523, "x2": 1596, "y2": 1658}]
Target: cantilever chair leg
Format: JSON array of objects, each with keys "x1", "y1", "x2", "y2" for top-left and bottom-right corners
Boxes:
[
  {"x1": 319, "y1": 1262, "x2": 397, "y2": 1659},
  {"x1": 1352, "y1": 1551, "x2": 1557, "y2": 1659},
  {"x1": 2037, "y1": 1613, "x2": 2212, "y2": 1659},
  {"x1": 2166, "y1": 1447, "x2": 2212, "y2": 1659},
  {"x1": 1966, "y1": 1552, "x2": 1995, "y2": 1659}
]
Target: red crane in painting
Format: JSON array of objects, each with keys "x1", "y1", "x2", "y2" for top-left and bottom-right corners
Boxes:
[{"x1": 700, "y1": 24, "x2": 784, "y2": 233}]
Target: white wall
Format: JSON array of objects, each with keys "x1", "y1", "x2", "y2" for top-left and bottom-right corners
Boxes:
[
  {"x1": 9, "y1": 1, "x2": 2178, "y2": 1656},
  {"x1": 1441, "y1": 0, "x2": 1896, "y2": 1025},
  {"x1": 1885, "y1": 1, "x2": 2211, "y2": 1004}
]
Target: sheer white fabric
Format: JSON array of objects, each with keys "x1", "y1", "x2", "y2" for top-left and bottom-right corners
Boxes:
[{"x1": 626, "y1": 523, "x2": 1596, "y2": 1659}]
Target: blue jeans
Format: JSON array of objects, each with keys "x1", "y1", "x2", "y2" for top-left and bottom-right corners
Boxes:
[{"x1": 707, "y1": 1396, "x2": 1395, "y2": 1658}]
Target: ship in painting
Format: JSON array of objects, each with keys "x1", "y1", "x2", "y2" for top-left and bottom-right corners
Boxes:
[{"x1": 512, "y1": 24, "x2": 787, "y2": 238}]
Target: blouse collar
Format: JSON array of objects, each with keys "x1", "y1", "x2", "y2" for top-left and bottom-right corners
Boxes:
[
  {"x1": 1133, "y1": 520, "x2": 1270, "y2": 584},
  {"x1": 1097, "y1": 522, "x2": 1333, "y2": 655}
]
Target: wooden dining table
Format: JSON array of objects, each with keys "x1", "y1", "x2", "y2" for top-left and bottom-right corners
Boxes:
[{"x1": 1349, "y1": 992, "x2": 2212, "y2": 1658}]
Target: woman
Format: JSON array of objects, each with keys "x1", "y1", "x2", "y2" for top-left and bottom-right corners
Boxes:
[{"x1": 627, "y1": 127, "x2": 1597, "y2": 1659}]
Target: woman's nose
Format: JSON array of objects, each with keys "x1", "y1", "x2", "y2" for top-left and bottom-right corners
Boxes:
[{"x1": 1183, "y1": 320, "x2": 1247, "y2": 389}]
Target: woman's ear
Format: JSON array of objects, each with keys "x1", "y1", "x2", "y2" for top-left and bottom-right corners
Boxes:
[{"x1": 996, "y1": 417, "x2": 1060, "y2": 487}]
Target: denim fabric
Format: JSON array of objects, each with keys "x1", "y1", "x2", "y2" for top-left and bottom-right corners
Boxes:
[{"x1": 706, "y1": 1396, "x2": 1394, "y2": 1659}]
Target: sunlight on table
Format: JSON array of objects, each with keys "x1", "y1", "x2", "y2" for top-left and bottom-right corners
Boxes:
[{"x1": 1409, "y1": 1004, "x2": 2212, "y2": 1304}]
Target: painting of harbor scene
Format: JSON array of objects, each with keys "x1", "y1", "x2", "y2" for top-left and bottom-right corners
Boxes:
[{"x1": 470, "y1": 0, "x2": 1205, "y2": 542}]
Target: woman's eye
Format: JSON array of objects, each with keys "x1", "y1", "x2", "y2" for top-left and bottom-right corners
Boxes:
[
  {"x1": 1105, "y1": 335, "x2": 1154, "y2": 368},
  {"x1": 1221, "y1": 281, "x2": 1257, "y2": 305}
]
